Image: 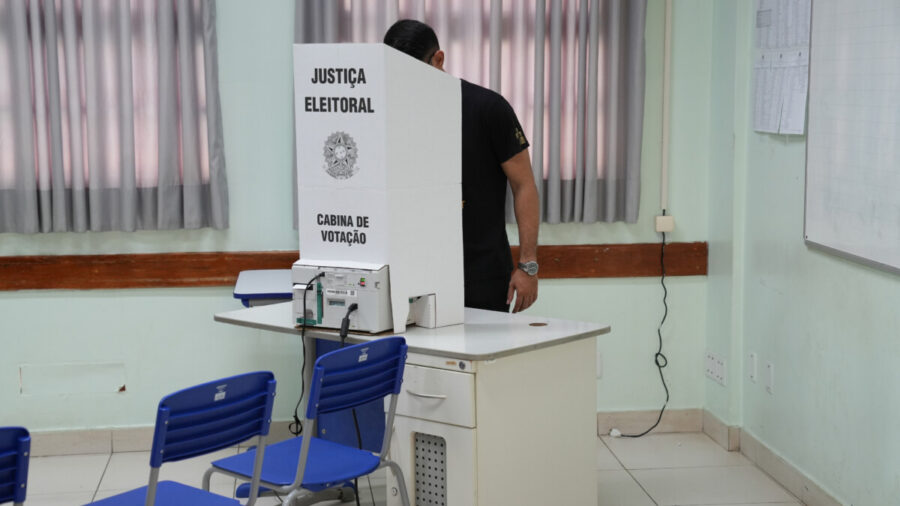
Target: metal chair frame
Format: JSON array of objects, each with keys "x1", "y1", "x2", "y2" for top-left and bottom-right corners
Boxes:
[{"x1": 205, "y1": 338, "x2": 411, "y2": 506}]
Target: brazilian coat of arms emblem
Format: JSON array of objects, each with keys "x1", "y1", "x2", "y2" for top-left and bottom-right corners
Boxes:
[{"x1": 323, "y1": 131, "x2": 359, "y2": 180}]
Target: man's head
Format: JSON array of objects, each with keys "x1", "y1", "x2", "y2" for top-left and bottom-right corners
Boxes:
[{"x1": 383, "y1": 19, "x2": 444, "y2": 71}]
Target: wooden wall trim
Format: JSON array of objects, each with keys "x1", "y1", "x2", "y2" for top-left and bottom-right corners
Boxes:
[
  {"x1": 0, "y1": 242, "x2": 706, "y2": 291},
  {"x1": 518, "y1": 242, "x2": 707, "y2": 279},
  {"x1": 0, "y1": 251, "x2": 299, "y2": 291}
]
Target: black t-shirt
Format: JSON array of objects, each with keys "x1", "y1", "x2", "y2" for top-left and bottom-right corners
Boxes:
[{"x1": 460, "y1": 79, "x2": 530, "y2": 284}]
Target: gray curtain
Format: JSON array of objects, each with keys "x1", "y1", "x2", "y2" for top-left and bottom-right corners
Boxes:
[
  {"x1": 535, "y1": 0, "x2": 646, "y2": 223},
  {"x1": 294, "y1": 0, "x2": 645, "y2": 224},
  {"x1": 0, "y1": 0, "x2": 228, "y2": 234}
]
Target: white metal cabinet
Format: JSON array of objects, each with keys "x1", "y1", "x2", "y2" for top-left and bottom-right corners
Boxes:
[
  {"x1": 388, "y1": 358, "x2": 477, "y2": 505},
  {"x1": 388, "y1": 338, "x2": 597, "y2": 506}
]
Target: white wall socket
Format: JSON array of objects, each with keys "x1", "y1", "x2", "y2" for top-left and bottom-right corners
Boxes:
[
  {"x1": 748, "y1": 352, "x2": 758, "y2": 383},
  {"x1": 655, "y1": 215, "x2": 675, "y2": 233},
  {"x1": 765, "y1": 361, "x2": 775, "y2": 394},
  {"x1": 705, "y1": 351, "x2": 726, "y2": 386}
]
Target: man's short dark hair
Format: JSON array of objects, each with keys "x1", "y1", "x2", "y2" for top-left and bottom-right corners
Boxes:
[{"x1": 383, "y1": 19, "x2": 440, "y2": 63}]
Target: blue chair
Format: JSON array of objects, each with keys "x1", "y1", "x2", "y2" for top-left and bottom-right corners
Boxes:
[
  {"x1": 90, "y1": 372, "x2": 276, "y2": 506},
  {"x1": 206, "y1": 337, "x2": 411, "y2": 506},
  {"x1": 0, "y1": 427, "x2": 30, "y2": 506}
]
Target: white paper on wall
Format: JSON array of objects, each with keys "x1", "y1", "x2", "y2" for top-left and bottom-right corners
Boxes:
[
  {"x1": 778, "y1": 50, "x2": 809, "y2": 135},
  {"x1": 753, "y1": 52, "x2": 778, "y2": 133},
  {"x1": 753, "y1": 0, "x2": 811, "y2": 135}
]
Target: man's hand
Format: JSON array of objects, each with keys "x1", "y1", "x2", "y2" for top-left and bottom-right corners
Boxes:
[{"x1": 507, "y1": 269, "x2": 538, "y2": 313}]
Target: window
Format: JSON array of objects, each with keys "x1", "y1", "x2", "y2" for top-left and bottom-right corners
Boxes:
[
  {"x1": 295, "y1": 0, "x2": 647, "y2": 223},
  {"x1": 0, "y1": 0, "x2": 227, "y2": 233}
]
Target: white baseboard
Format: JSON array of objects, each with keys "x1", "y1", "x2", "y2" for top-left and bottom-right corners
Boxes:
[
  {"x1": 740, "y1": 430, "x2": 843, "y2": 506},
  {"x1": 40, "y1": 409, "x2": 707, "y2": 456},
  {"x1": 30, "y1": 421, "x2": 297, "y2": 457},
  {"x1": 701, "y1": 410, "x2": 741, "y2": 451},
  {"x1": 599, "y1": 409, "x2": 843, "y2": 506},
  {"x1": 596, "y1": 408, "x2": 738, "y2": 446},
  {"x1": 596, "y1": 408, "x2": 703, "y2": 436},
  {"x1": 30, "y1": 429, "x2": 112, "y2": 457},
  {"x1": 27, "y1": 412, "x2": 846, "y2": 506}
]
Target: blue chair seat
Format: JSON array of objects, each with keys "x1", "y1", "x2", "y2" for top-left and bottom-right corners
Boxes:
[
  {"x1": 91, "y1": 481, "x2": 240, "y2": 505},
  {"x1": 212, "y1": 436, "x2": 380, "y2": 490}
]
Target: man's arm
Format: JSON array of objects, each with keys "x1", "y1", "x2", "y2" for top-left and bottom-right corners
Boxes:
[{"x1": 501, "y1": 149, "x2": 540, "y2": 312}]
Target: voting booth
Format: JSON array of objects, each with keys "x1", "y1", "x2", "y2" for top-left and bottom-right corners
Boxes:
[{"x1": 292, "y1": 43, "x2": 464, "y2": 334}]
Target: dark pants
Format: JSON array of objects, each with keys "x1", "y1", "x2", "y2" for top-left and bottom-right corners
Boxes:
[{"x1": 464, "y1": 275, "x2": 512, "y2": 312}]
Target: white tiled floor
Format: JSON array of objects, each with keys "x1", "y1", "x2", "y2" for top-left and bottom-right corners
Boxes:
[{"x1": 23, "y1": 432, "x2": 802, "y2": 505}]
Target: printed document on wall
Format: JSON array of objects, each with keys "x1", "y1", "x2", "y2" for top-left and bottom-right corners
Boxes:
[{"x1": 753, "y1": 0, "x2": 811, "y2": 134}]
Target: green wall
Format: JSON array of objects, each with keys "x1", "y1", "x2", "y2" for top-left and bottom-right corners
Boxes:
[
  {"x1": 0, "y1": 0, "x2": 714, "y2": 432},
  {"x1": 0, "y1": 0, "x2": 302, "y2": 430},
  {"x1": 704, "y1": 0, "x2": 745, "y2": 427},
  {"x1": 522, "y1": 0, "x2": 712, "y2": 416},
  {"x1": 706, "y1": 1, "x2": 900, "y2": 504},
  {"x1": 738, "y1": 57, "x2": 900, "y2": 506},
  {"x1": 14, "y1": 3, "x2": 895, "y2": 503}
]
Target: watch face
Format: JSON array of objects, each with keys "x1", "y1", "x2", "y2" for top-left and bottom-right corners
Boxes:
[{"x1": 520, "y1": 262, "x2": 539, "y2": 276}]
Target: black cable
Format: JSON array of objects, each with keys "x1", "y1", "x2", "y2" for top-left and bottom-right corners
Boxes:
[
  {"x1": 350, "y1": 407, "x2": 378, "y2": 506},
  {"x1": 339, "y1": 303, "x2": 359, "y2": 345},
  {"x1": 351, "y1": 408, "x2": 363, "y2": 506},
  {"x1": 622, "y1": 213, "x2": 670, "y2": 438},
  {"x1": 365, "y1": 471, "x2": 376, "y2": 505},
  {"x1": 290, "y1": 272, "x2": 325, "y2": 437},
  {"x1": 338, "y1": 304, "x2": 368, "y2": 506}
]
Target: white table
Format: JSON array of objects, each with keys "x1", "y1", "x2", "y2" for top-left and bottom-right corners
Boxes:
[{"x1": 215, "y1": 302, "x2": 609, "y2": 506}]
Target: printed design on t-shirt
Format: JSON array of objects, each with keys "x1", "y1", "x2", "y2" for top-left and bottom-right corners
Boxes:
[
  {"x1": 515, "y1": 127, "x2": 527, "y2": 147},
  {"x1": 323, "y1": 131, "x2": 359, "y2": 180}
]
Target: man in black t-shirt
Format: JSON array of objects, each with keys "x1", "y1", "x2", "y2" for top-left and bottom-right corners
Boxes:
[{"x1": 385, "y1": 20, "x2": 540, "y2": 313}]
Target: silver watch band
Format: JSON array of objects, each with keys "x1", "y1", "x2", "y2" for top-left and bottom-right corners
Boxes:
[{"x1": 517, "y1": 261, "x2": 539, "y2": 276}]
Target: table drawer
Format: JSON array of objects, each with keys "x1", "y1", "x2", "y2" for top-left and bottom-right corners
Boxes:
[{"x1": 395, "y1": 364, "x2": 475, "y2": 428}]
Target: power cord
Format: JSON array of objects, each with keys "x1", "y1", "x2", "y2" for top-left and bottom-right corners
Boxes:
[
  {"x1": 288, "y1": 278, "x2": 373, "y2": 503},
  {"x1": 620, "y1": 215, "x2": 670, "y2": 438},
  {"x1": 350, "y1": 408, "x2": 378, "y2": 506},
  {"x1": 290, "y1": 272, "x2": 325, "y2": 437},
  {"x1": 337, "y1": 304, "x2": 372, "y2": 506},
  {"x1": 339, "y1": 303, "x2": 359, "y2": 347}
]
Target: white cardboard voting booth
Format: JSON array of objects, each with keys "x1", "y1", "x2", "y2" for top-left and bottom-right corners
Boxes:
[{"x1": 293, "y1": 43, "x2": 464, "y2": 333}]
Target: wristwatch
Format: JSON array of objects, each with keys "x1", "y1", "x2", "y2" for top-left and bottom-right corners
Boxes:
[{"x1": 518, "y1": 261, "x2": 539, "y2": 276}]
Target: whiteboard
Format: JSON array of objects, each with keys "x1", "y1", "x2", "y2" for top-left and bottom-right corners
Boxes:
[{"x1": 805, "y1": 0, "x2": 900, "y2": 273}]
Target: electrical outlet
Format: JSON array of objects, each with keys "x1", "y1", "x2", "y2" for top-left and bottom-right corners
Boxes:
[
  {"x1": 716, "y1": 355, "x2": 726, "y2": 386},
  {"x1": 748, "y1": 352, "x2": 758, "y2": 383},
  {"x1": 705, "y1": 351, "x2": 726, "y2": 386},
  {"x1": 655, "y1": 215, "x2": 675, "y2": 233},
  {"x1": 596, "y1": 352, "x2": 603, "y2": 379},
  {"x1": 765, "y1": 362, "x2": 775, "y2": 394}
]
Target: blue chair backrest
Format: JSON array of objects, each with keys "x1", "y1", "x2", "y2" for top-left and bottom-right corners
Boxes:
[
  {"x1": 0, "y1": 426, "x2": 30, "y2": 504},
  {"x1": 150, "y1": 371, "x2": 276, "y2": 468},
  {"x1": 307, "y1": 337, "x2": 407, "y2": 418}
]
